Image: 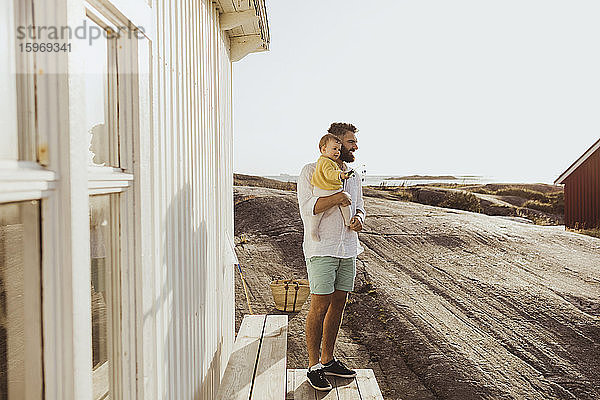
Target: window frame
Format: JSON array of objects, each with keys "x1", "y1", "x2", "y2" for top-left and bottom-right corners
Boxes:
[
  {"x1": 14, "y1": 0, "x2": 38, "y2": 163},
  {"x1": 0, "y1": 0, "x2": 152, "y2": 398},
  {"x1": 85, "y1": 6, "x2": 120, "y2": 169},
  {"x1": 83, "y1": 2, "x2": 145, "y2": 399},
  {"x1": 0, "y1": 0, "x2": 19, "y2": 161}
]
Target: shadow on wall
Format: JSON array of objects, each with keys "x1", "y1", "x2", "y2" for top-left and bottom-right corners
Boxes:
[{"x1": 152, "y1": 184, "x2": 220, "y2": 399}]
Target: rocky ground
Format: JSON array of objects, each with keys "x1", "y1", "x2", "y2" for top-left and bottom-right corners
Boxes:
[{"x1": 233, "y1": 185, "x2": 599, "y2": 400}]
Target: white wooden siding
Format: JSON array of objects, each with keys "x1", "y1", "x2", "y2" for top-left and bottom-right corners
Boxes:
[
  {"x1": 144, "y1": 1, "x2": 235, "y2": 398},
  {"x1": 1, "y1": 0, "x2": 265, "y2": 398}
]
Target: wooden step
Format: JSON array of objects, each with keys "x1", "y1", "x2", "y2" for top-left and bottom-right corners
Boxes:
[
  {"x1": 217, "y1": 314, "x2": 288, "y2": 400},
  {"x1": 286, "y1": 369, "x2": 384, "y2": 399}
]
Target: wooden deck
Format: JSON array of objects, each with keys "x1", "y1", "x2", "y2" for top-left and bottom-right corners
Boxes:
[
  {"x1": 286, "y1": 369, "x2": 384, "y2": 399},
  {"x1": 216, "y1": 314, "x2": 384, "y2": 399},
  {"x1": 217, "y1": 315, "x2": 288, "y2": 400}
]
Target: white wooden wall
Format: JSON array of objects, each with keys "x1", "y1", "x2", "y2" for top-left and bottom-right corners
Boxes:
[
  {"x1": 143, "y1": 1, "x2": 235, "y2": 399},
  {"x1": 1, "y1": 0, "x2": 248, "y2": 397}
]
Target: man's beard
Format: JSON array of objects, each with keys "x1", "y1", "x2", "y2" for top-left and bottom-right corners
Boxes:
[{"x1": 340, "y1": 145, "x2": 355, "y2": 163}]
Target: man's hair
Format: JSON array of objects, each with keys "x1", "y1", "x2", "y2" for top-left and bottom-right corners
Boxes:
[
  {"x1": 319, "y1": 133, "x2": 341, "y2": 150},
  {"x1": 327, "y1": 122, "x2": 358, "y2": 138}
]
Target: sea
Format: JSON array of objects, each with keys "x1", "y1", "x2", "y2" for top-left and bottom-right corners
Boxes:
[{"x1": 265, "y1": 174, "x2": 518, "y2": 187}]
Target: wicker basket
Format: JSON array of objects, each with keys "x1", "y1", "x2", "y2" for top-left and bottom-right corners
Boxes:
[{"x1": 270, "y1": 279, "x2": 310, "y2": 312}]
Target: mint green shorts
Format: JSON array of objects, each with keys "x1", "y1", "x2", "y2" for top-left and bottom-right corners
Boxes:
[{"x1": 306, "y1": 256, "x2": 356, "y2": 295}]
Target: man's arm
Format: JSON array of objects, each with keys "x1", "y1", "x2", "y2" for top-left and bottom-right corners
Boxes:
[
  {"x1": 298, "y1": 163, "x2": 350, "y2": 216},
  {"x1": 314, "y1": 191, "x2": 351, "y2": 215}
]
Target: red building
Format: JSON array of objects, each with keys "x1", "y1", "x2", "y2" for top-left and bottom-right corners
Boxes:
[{"x1": 555, "y1": 138, "x2": 600, "y2": 229}]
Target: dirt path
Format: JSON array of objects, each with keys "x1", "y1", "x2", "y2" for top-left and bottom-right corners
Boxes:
[{"x1": 233, "y1": 186, "x2": 600, "y2": 400}]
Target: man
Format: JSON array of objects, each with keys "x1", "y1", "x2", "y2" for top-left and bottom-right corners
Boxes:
[{"x1": 297, "y1": 122, "x2": 366, "y2": 391}]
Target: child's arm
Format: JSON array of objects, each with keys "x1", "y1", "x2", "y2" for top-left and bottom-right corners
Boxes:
[
  {"x1": 340, "y1": 169, "x2": 354, "y2": 180},
  {"x1": 320, "y1": 159, "x2": 343, "y2": 184}
]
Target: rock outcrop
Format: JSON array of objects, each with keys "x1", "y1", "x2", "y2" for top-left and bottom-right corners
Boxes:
[{"x1": 234, "y1": 186, "x2": 600, "y2": 400}]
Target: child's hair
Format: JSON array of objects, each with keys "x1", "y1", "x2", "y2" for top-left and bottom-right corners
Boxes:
[{"x1": 318, "y1": 133, "x2": 341, "y2": 151}]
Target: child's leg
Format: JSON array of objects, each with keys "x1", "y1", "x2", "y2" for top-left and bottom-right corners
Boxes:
[
  {"x1": 311, "y1": 187, "x2": 341, "y2": 240},
  {"x1": 340, "y1": 205, "x2": 352, "y2": 226},
  {"x1": 311, "y1": 212, "x2": 324, "y2": 241}
]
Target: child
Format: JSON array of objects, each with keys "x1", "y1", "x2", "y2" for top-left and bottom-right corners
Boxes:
[{"x1": 310, "y1": 134, "x2": 353, "y2": 241}]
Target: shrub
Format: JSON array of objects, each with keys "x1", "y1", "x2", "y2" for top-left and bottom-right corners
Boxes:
[
  {"x1": 378, "y1": 181, "x2": 392, "y2": 191},
  {"x1": 393, "y1": 189, "x2": 415, "y2": 202},
  {"x1": 548, "y1": 192, "x2": 564, "y2": 214},
  {"x1": 495, "y1": 188, "x2": 548, "y2": 202},
  {"x1": 569, "y1": 227, "x2": 600, "y2": 239},
  {"x1": 471, "y1": 188, "x2": 493, "y2": 195},
  {"x1": 522, "y1": 200, "x2": 554, "y2": 213},
  {"x1": 439, "y1": 191, "x2": 482, "y2": 213},
  {"x1": 582, "y1": 229, "x2": 600, "y2": 238},
  {"x1": 233, "y1": 174, "x2": 297, "y2": 191},
  {"x1": 471, "y1": 186, "x2": 564, "y2": 215},
  {"x1": 526, "y1": 214, "x2": 553, "y2": 226}
]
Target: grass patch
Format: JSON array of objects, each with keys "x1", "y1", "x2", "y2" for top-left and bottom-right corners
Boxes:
[
  {"x1": 377, "y1": 181, "x2": 393, "y2": 190},
  {"x1": 520, "y1": 194, "x2": 564, "y2": 214},
  {"x1": 234, "y1": 173, "x2": 296, "y2": 191},
  {"x1": 424, "y1": 183, "x2": 474, "y2": 189},
  {"x1": 439, "y1": 191, "x2": 482, "y2": 213},
  {"x1": 521, "y1": 213, "x2": 554, "y2": 226},
  {"x1": 393, "y1": 188, "x2": 415, "y2": 202},
  {"x1": 522, "y1": 200, "x2": 555, "y2": 214},
  {"x1": 473, "y1": 186, "x2": 564, "y2": 215},
  {"x1": 472, "y1": 187, "x2": 548, "y2": 200},
  {"x1": 569, "y1": 228, "x2": 600, "y2": 239},
  {"x1": 496, "y1": 188, "x2": 549, "y2": 201}
]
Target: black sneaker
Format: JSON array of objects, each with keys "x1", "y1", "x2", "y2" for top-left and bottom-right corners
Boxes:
[
  {"x1": 306, "y1": 368, "x2": 332, "y2": 391},
  {"x1": 322, "y1": 358, "x2": 356, "y2": 378}
]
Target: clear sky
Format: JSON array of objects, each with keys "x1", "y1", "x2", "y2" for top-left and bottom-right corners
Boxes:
[{"x1": 233, "y1": 0, "x2": 600, "y2": 183}]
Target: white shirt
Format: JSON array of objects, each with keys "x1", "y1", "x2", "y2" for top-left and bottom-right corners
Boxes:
[{"x1": 297, "y1": 162, "x2": 366, "y2": 259}]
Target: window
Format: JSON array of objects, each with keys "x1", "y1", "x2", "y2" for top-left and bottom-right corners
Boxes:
[
  {"x1": 85, "y1": 13, "x2": 119, "y2": 168},
  {"x1": 0, "y1": 2, "x2": 46, "y2": 398},
  {"x1": 85, "y1": 4, "x2": 137, "y2": 399},
  {"x1": 0, "y1": 201, "x2": 43, "y2": 400},
  {"x1": 14, "y1": 0, "x2": 38, "y2": 163},
  {"x1": 1, "y1": 0, "x2": 149, "y2": 397},
  {"x1": 90, "y1": 195, "x2": 120, "y2": 400},
  {"x1": 1, "y1": 0, "x2": 20, "y2": 162}
]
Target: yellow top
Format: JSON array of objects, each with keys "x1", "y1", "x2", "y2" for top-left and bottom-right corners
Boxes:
[{"x1": 311, "y1": 155, "x2": 343, "y2": 190}]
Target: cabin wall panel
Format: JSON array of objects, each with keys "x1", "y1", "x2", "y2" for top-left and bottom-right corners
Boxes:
[
  {"x1": 147, "y1": 1, "x2": 234, "y2": 398},
  {"x1": 564, "y1": 149, "x2": 600, "y2": 229}
]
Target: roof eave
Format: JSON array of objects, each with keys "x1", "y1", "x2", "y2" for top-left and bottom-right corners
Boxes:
[
  {"x1": 555, "y1": 138, "x2": 600, "y2": 184},
  {"x1": 215, "y1": 0, "x2": 270, "y2": 62}
]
